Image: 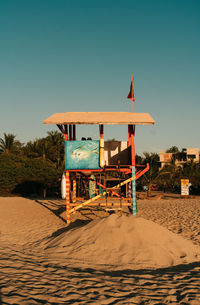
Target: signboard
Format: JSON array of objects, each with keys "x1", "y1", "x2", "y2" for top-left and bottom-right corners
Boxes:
[
  {"x1": 181, "y1": 179, "x2": 189, "y2": 196},
  {"x1": 65, "y1": 140, "x2": 100, "y2": 170}
]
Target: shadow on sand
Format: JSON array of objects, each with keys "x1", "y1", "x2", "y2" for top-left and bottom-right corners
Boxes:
[{"x1": 35, "y1": 199, "x2": 67, "y2": 223}]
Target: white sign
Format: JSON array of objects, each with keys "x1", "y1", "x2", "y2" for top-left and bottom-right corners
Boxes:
[{"x1": 181, "y1": 179, "x2": 189, "y2": 196}]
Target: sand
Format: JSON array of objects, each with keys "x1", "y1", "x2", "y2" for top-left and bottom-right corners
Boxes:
[{"x1": 0, "y1": 196, "x2": 200, "y2": 304}]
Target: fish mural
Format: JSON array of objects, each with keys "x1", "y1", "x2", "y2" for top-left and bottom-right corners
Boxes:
[
  {"x1": 71, "y1": 145, "x2": 98, "y2": 160},
  {"x1": 65, "y1": 140, "x2": 100, "y2": 170}
]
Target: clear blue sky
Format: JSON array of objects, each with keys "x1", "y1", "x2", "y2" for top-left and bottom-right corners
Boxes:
[{"x1": 0, "y1": 0, "x2": 200, "y2": 155}]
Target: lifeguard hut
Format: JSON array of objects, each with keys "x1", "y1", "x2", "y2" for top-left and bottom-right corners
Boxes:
[{"x1": 43, "y1": 112, "x2": 155, "y2": 224}]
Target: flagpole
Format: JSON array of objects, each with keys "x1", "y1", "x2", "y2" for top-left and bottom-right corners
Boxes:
[
  {"x1": 127, "y1": 75, "x2": 134, "y2": 112},
  {"x1": 132, "y1": 75, "x2": 134, "y2": 112}
]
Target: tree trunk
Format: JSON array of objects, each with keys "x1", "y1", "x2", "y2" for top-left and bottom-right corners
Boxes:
[
  {"x1": 147, "y1": 182, "x2": 152, "y2": 198},
  {"x1": 43, "y1": 188, "x2": 47, "y2": 199}
]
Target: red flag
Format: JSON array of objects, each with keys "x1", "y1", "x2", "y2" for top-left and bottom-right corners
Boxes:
[{"x1": 127, "y1": 76, "x2": 135, "y2": 101}]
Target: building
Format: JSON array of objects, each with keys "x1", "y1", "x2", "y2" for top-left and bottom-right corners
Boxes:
[{"x1": 160, "y1": 148, "x2": 199, "y2": 168}]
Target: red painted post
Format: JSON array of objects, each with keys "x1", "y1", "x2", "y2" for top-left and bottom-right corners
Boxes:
[
  {"x1": 66, "y1": 171, "x2": 71, "y2": 224},
  {"x1": 99, "y1": 124, "x2": 105, "y2": 167},
  {"x1": 63, "y1": 124, "x2": 70, "y2": 223},
  {"x1": 64, "y1": 125, "x2": 68, "y2": 141},
  {"x1": 72, "y1": 176, "x2": 76, "y2": 203},
  {"x1": 128, "y1": 124, "x2": 136, "y2": 215},
  {"x1": 131, "y1": 125, "x2": 135, "y2": 166},
  {"x1": 128, "y1": 125, "x2": 131, "y2": 147}
]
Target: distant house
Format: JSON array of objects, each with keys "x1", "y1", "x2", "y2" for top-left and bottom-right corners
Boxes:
[{"x1": 159, "y1": 148, "x2": 199, "y2": 168}]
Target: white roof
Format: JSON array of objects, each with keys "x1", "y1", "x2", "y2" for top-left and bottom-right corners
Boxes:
[{"x1": 43, "y1": 112, "x2": 155, "y2": 125}]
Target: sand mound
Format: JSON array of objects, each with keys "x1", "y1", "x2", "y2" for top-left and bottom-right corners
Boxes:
[{"x1": 45, "y1": 214, "x2": 200, "y2": 269}]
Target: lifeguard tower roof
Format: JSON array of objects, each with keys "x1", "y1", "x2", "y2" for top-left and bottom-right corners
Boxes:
[{"x1": 43, "y1": 112, "x2": 155, "y2": 125}]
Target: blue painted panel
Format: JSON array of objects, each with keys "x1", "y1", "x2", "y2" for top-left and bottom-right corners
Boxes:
[{"x1": 65, "y1": 140, "x2": 100, "y2": 170}]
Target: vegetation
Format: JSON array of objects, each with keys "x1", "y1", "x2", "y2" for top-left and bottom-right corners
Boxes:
[
  {"x1": 0, "y1": 133, "x2": 200, "y2": 197},
  {"x1": 0, "y1": 133, "x2": 22, "y2": 154},
  {"x1": 0, "y1": 132, "x2": 64, "y2": 197},
  {"x1": 137, "y1": 148, "x2": 200, "y2": 196},
  {"x1": 165, "y1": 146, "x2": 179, "y2": 153}
]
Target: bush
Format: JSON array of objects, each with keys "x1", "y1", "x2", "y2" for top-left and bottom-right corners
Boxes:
[{"x1": 0, "y1": 154, "x2": 62, "y2": 196}]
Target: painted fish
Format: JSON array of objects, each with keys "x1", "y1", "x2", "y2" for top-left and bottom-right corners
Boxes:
[{"x1": 71, "y1": 145, "x2": 98, "y2": 160}]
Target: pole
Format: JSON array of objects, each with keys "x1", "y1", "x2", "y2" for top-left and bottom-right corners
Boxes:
[
  {"x1": 72, "y1": 176, "x2": 76, "y2": 203},
  {"x1": 69, "y1": 125, "x2": 72, "y2": 141},
  {"x1": 66, "y1": 170, "x2": 71, "y2": 224},
  {"x1": 99, "y1": 124, "x2": 105, "y2": 167},
  {"x1": 132, "y1": 75, "x2": 134, "y2": 112},
  {"x1": 64, "y1": 125, "x2": 70, "y2": 223},
  {"x1": 73, "y1": 125, "x2": 76, "y2": 141}
]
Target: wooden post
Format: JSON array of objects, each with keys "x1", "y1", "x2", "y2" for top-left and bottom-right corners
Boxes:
[
  {"x1": 99, "y1": 124, "x2": 105, "y2": 167},
  {"x1": 69, "y1": 124, "x2": 72, "y2": 141},
  {"x1": 66, "y1": 171, "x2": 71, "y2": 224},
  {"x1": 64, "y1": 125, "x2": 68, "y2": 141},
  {"x1": 128, "y1": 124, "x2": 137, "y2": 216},
  {"x1": 63, "y1": 125, "x2": 70, "y2": 223},
  {"x1": 72, "y1": 176, "x2": 76, "y2": 203},
  {"x1": 73, "y1": 125, "x2": 76, "y2": 141},
  {"x1": 132, "y1": 166, "x2": 137, "y2": 216}
]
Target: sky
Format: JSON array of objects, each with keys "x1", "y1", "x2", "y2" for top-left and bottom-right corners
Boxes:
[{"x1": 0, "y1": 0, "x2": 200, "y2": 155}]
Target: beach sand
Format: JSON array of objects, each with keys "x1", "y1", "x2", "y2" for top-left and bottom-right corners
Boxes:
[{"x1": 0, "y1": 196, "x2": 200, "y2": 304}]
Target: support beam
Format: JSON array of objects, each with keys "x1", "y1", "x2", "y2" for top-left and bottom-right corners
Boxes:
[
  {"x1": 132, "y1": 166, "x2": 137, "y2": 216},
  {"x1": 99, "y1": 124, "x2": 105, "y2": 167},
  {"x1": 64, "y1": 125, "x2": 68, "y2": 141},
  {"x1": 128, "y1": 124, "x2": 136, "y2": 215},
  {"x1": 57, "y1": 124, "x2": 64, "y2": 133},
  {"x1": 72, "y1": 177, "x2": 76, "y2": 203},
  {"x1": 135, "y1": 163, "x2": 149, "y2": 180},
  {"x1": 66, "y1": 171, "x2": 71, "y2": 224},
  {"x1": 73, "y1": 125, "x2": 76, "y2": 141},
  {"x1": 69, "y1": 173, "x2": 138, "y2": 214},
  {"x1": 69, "y1": 125, "x2": 72, "y2": 141}
]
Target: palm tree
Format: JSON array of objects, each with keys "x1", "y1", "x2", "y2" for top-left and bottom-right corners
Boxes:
[
  {"x1": 23, "y1": 138, "x2": 49, "y2": 161},
  {"x1": 141, "y1": 152, "x2": 160, "y2": 197},
  {"x1": 161, "y1": 156, "x2": 182, "y2": 192},
  {"x1": 165, "y1": 146, "x2": 179, "y2": 153},
  {"x1": 182, "y1": 160, "x2": 200, "y2": 187},
  {"x1": 141, "y1": 152, "x2": 171, "y2": 197},
  {"x1": 46, "y1": 131, "x2": 64, "y2": 168},
  {"x1": 0, "y1": 133, "x2": 22, "y2": 154}
]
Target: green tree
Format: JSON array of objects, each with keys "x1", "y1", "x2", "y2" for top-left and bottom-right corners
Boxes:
[
  {"x1": 0, "y1": 133, "x2": 22, "y2": 154},
  {"x1": 0, "y1": 153, "x2": 61, "y2": 197},
  {"x1": 141, "y1": 152, "x2": 171, "y2": 197},
  {"x1": 23, "y1": 131, "x2": 64, "y2": 169},
  {"x1": 46, "y1": 131, "x2": 64, "y2": 168},
  {"x1": 182, "y1": 160, "x2": 200, "y2": 188},
  {"x1": 165, "y1": 146, "x2": 179, "y2": 153},
  {"x1": 141, "y1": 152, "x2": 160, "y2": 197},
  {"x1": 23, "y1": 138, "x2": 50, "y2": 162},
  {"x1": 161, "y1": 157, "x2": 182, "y2": 192}
]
